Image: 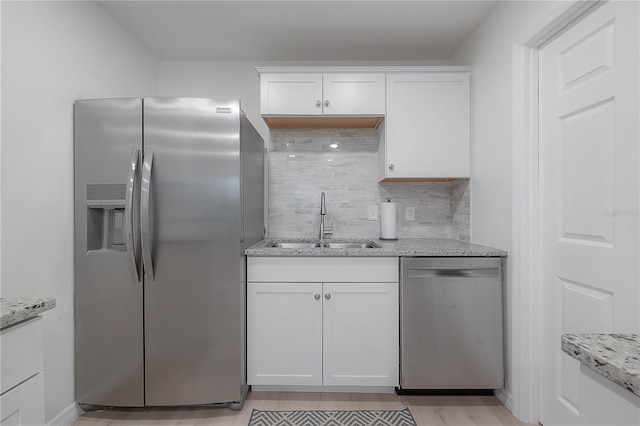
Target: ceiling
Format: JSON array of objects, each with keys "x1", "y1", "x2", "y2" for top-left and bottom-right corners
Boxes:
[{"x1": 97, "y1": 0, "x2": 497, "y2": 61}]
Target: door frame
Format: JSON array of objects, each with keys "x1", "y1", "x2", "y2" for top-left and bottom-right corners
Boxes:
[{"x1": 510, "y1": 0, "x2": 603, "y2": 423}]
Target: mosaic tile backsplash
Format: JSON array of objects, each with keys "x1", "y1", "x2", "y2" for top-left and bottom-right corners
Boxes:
[{"x1": 267, "y1": 129, "x2": 470, "y2": 241}]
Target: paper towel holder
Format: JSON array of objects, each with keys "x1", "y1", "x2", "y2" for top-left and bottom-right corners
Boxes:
[{"x1": 379, "y1": 197, "x2": 398, "y2": 241}]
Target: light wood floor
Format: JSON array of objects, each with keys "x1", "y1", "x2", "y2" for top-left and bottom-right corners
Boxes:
[{"x1": 73, "y1": 391, "x2": 533, "y2": 425}]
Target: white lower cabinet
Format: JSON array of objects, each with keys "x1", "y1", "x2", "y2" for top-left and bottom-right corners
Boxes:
[
  {"x1": 0, "y1": 372, "x2": 44, "y2": 426},
  {"x1": 248, "y1": 282, "x2": 323, "y2": 386},
  {"x1": 247, "y1": 257, "x2": 399, "y2": 389},
  {"x1": 321, "y1": 282, "x2": 398, "y2": 387},
  {"x1": 0, "y1": 317, "x2": 45, "y2": 426}
]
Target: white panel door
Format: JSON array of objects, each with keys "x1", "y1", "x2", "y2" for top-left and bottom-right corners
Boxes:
[
  {"x1": 539, "y1": 1, "x2": 639, "y2": 425},
  {"x1": 260, "y1": 73, "x2": 323, "y2": 115},
  {"x1": 322, "y1": 73, "x2": 385, "y2": 115},
  {"x1": 322, "y1": 283, "x2": 399, "y2": 387},
  {"x1": 247, "y1": 282, "x2": 323, "y2": 386}
]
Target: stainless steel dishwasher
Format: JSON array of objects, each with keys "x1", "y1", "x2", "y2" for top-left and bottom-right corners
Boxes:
[{"x1": 400, "y1": 257, "x2": 504, "y2": 391}]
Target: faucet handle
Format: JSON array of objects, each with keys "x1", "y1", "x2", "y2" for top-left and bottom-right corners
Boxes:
[{"x1": 324, "y1": 221, "x2": 333, "y2": 237}]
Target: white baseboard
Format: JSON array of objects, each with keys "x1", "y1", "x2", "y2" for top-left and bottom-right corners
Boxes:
[
  {"x1": 495, "y1": 388, "x2": 513, "y2": 412},
  {"x1": 46, "y1": 401, "x2": 82, "y2": 426}
]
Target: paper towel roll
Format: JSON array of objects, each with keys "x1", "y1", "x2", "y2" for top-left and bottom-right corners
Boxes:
[{"x1": 380, "y1": 200, "x2": 397, "y2": 240}]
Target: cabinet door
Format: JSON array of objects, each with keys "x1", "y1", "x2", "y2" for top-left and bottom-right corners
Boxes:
[
  {"x1": 247, "y1": 282, "x2": 323, "y2": 386},
  {"x1": 0, "y1": 372, "x2": 44, "y2": 426},
  {"x1": 385, "y1": 73, "x2": 470, "y2": 179},
  {"x1": 260, "y1": 74, "x2": 323, "y2": 115},
  {"x1": 1, "y1": 317, "x2": 43, "y2": 395},
  {"x1": 322, "y1": 283, "x2": 399, "y2": 386},
  {"x1": 322, "y1": 74, "x2": 385, "y2": 115}
]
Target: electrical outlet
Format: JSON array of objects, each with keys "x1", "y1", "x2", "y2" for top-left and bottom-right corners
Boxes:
[
  {"x1": 405, "y1": 206, "x2": 415, "y2": 221},
  {"x1": 368, "y1": 205, "x2": 378, "y2": 221}
]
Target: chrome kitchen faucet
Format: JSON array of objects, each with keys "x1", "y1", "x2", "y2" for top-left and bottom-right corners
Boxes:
[{"x1": 319, "y1": 192, "x2": 333, "y2": 240}]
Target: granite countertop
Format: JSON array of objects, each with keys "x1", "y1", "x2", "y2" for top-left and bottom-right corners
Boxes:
[
  {"x1": 245, "y1": 237, "x2": 507, "y2": 257},
  {"x1": 0, "y1": 297, "x2": 56, "y2": 330},
  {"x1": 562, "y1": 333, "x2": 640, "y2": 397}
]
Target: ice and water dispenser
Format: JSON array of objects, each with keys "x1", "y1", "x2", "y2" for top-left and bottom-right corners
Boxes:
[{"x1": 86, "y1": 184, "x2": 127, "y2": 252}]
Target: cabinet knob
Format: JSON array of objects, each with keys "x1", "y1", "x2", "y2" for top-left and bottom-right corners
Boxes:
[
  {"x1": 325, "y1": 293, "x2": 331, "y2": 300},
  {"x1": 389, "y1": 163, "x2": 395, "y2": 171},
  {"x1": 324, "y1": 100, "x2": 330, "y2": 107},
  {"x1": 314, "y1": 293, "x2": 321, "y2": 300},
  {"x1": 316, "y1": 100, "x2": 321, "y2": 107}
]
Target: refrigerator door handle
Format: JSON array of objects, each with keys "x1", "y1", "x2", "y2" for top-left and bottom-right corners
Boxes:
[
  {"x1": 125, "y1": 148, "x2": 141, "y2": 283},
  {"x1": 141, "y1": 147, "x2": 155, "y2": 281}
]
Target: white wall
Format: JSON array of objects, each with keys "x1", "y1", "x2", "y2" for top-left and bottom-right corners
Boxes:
[
  {"x1": 0, "y1": 1, "x2": 3, "y2": 298},
  {"x1": 450, "y1": 0, "x2": 558, "y2": 408},
  {"x1": 1, "y1": 1, "x2": 157, "y2": 421}
]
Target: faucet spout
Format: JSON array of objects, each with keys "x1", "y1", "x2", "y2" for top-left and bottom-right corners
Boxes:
[
  {"x1": 319, "y1": 192, "x2": 332, "y2": 240},
  {"x1": 320, "y1": 192, "x2": 327, "y2": 215}
]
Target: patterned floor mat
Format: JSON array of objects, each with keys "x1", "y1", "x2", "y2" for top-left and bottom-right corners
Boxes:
[{"x1": 248, "y1": 408, "x2": 417, "y2": 426}]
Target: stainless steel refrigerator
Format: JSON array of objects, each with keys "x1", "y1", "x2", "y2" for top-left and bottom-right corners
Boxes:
[{"x1": 73, "y1": 98, "x2": 264, "y2": 409}]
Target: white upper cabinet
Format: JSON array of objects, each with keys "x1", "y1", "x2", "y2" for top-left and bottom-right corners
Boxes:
[
  {"x1": 380, "y1": 71, "x2": 471, "y2": 181},
  {"x1": 260, "y1": 73, "x2": 324, "y2": 116},
  {"x1": 260, "y1": 73, "x2": 385, "y2": 116},
  {"x1": 258, "y1": 68, "x2": 386, "y2": 129},
  {"x1": 257, "y1": 66, "x2": 471, "y2": 171},
  {"x1": 319, "y1": 74, "x2": 385, "y2": 115}
]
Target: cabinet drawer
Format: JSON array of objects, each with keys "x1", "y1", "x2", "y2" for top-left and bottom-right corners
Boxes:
[
  {"x1": 0, "y1": 372, "x2": 44, "y2": 426},
  {"x1": 248, "y1": 257, "x2": 399, "y2": 282},
  {"x1": 1, "y1": 317, "x2": 44, "y2": 394}
]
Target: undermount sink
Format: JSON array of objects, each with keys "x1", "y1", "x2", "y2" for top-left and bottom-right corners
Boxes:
[
  {"x1": 264, "y1": 240, "x2": 381, "y2": 249},
  {"x1": 266, "y1": 242, "x2": 320, "y2": 249},
  {"x1": 319, "y1": 242, "x2": 380, "y2": 249}
]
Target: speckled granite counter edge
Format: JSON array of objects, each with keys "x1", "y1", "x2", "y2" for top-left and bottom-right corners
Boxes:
[
  {"x1": 245, "y1": 238, "x2": 507, "y2": 257},
  {"x1": 562, "y1": 333, "x2": 640, "y2": 397},
  {"x1": 0, "y1": 297, "x2": 56, "y2": 330}
]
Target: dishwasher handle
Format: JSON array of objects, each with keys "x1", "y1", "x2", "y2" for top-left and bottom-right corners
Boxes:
[{"x1": 406, "y1": 267, "x2": 500, "y2": 279}]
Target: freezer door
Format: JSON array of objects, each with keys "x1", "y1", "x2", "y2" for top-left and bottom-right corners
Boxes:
[
  {"x1": 142, "y1": 98, "x2": 243, "y2": 405},
  {"x1": 74, "y1": 98, "x2": 144, "y2": 406}
]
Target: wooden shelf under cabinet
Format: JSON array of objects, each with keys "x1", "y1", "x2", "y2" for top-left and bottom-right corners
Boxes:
[{"x1": 263, "y1": 116, "x2": 384, "y2": 129}]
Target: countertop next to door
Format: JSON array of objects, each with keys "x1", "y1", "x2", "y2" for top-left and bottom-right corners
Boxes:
[
  {"x1": 0, "y1": 297, "x2": 56, "y2": 329},
  {"x1": 562, "y1": 333, "x2": 640, "y2": 398}
]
